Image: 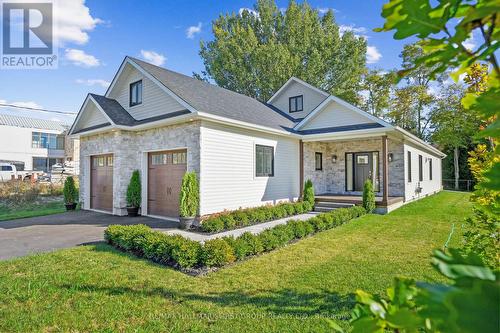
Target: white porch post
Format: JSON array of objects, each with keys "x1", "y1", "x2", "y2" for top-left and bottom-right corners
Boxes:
[{"x1": 382, "y1": 135, "x2": 389, "y2": 205}]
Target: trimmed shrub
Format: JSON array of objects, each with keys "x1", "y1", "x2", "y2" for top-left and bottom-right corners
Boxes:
[
  {"x1": 232, "y1": 210, "x2": 250, "y2": 226},
  {"x1": 104, "y1": 205, "x2": 367, "y2": 272},
  {"x1": 220, "y1": 214, "x2": 236, "y2": 229},
  {"x1": 63, "y1": 176, "x2": 78, "y2": 204},
  {"x1": 362, "y1": 179, "x2": 376, "y2": 213},
  {"x1": 179, "y1": 172, "x2": 199, "y2": 217},
  {"x1": 201, "y1": 217, "x2": 225, "y2": 233},
  {"x1": 271, "y1": 224, "x2": 295, "y2": 245},
  {"x1": 282, "y1": 203, "x2": 296, "y2": 216},
  {"x1": 259, "y1": 230, "x2": 281, "y2": 251},
  {"x1": 202, "y1": 238, "x2": 236, "y2": 267},
  {"x1": 302, "y1": 201, "x2": 313, "y2": 212},
  {"x1": 308, "y1": 217, "x2": 327, "y2": 232},
  {"x1": 303, "y1": 179, "x2": 315, "y2": 206},
  {"x1": 126, "y1": 170, "x2": 141, "y2": 208},
  {"x1": 169, "y1": 235, "x2": 202, "y2": 268}
]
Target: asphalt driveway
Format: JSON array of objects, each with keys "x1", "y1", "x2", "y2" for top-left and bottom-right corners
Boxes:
[{"x1": 0, "y1": 211, "x2": 178, "y2": 260}]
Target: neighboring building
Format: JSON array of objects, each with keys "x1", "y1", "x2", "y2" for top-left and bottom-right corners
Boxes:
[
  {"x1": 69, "y1": 56, "x2": 445, "y2": 218},
  {"x1": 0, "y1": 114, "x2": 78, "y2": 172}
]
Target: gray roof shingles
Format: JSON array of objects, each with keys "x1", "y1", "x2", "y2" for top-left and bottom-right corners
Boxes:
[{"x1": 78, "y1": 57, "x2": 383, "y2": 137}]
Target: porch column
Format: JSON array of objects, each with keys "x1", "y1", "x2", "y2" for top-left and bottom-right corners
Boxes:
[
  {"x1": 299, "y1": 139, "x2": 304, "y2": 198},
  {"x1": 382, "y1": 135, "x2": 388, "y2": 205}
]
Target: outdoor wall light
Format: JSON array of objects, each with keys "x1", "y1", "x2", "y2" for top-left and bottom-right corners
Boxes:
[
  {"x1": 388, "y1": 153, "x2": 394, "y2": 162},
  {"x1": 332, "y1": 155, "x2": 337, "y2": 163}
]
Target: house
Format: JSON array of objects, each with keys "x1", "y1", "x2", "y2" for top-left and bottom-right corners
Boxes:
[
  {"x1": 69, "y1": 56, "x2": 444, "y2": 218},
  {"x1": 0, "y1": 114, "x2": 79, "y2": 173}
]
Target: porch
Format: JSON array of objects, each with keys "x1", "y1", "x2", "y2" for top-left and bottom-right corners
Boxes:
[{"x1": 299, "y1": 133, "x2": 406, "y2": 213}]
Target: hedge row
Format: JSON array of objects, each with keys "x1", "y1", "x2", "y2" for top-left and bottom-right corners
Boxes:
[
  {"x1": 105, "y1": 205, "x2": 366, "y2": 270},
  {"x1": 200, "y1": 201, "x2": 313, "y2": 233}
]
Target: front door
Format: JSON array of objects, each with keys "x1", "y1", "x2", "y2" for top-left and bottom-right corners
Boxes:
[{"x1": 354, "y1": 153, "x2": 372, "y2": 191}]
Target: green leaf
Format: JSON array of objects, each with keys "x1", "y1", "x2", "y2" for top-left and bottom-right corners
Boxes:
[
  {"x1": 385, "y1": 308, "x2": 423, "y2": 331},
  {"x1": 351, "y1": 317, "x2": 384, "y2": 333}
]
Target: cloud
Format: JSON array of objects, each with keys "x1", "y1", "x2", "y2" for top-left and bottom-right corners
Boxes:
[
  {"x1": 0, "y1": 100, "x2": 42, "y2": 109},
  {"x1": 317, "y1": 7, "x2": 338, "y2": 15},
  {"x1": 65, "y1": 48, "x2": 100, "y2": 67},
  {"x1": 366, "y1": 46, "x2": 382, "y2": 64},
  {"x1": 463, "y1": 34, "x2": 476, "y2": 51},
  {"x1": 54, "y1": 0, "x2": 104, "y2": 46},
  {"x1": 186, "y1": 22, "x2": 202, "y2": 39},
  {"x1": 339, "y1": 24, "x2": 368, "y2": 39},
  {"x1": 75, "y1": 79, "x2": 110, "y2": 88},
  {"x1": 140, "y1": 50, "x2": 166, "y2": 66},
  {"x1": 238, "y1": 8, "x2": 259, "y2": 18}
]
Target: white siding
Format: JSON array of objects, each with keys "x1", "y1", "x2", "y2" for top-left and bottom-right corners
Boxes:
[
  {"x1": 108, "y1": 64, "x2": 185, "y2": 120},
  {"x1": 73, "y1": 102, "x2": 108, "y2": 132},
  {"x1": 199, "y1": 121, "x2": 300, "y2": 215},
  {"x1": 270, "y1": 80, "x2": 327, "y2": 120},
  {"x1": 404, "y1": 142, "x2": 443, "y2": 202},
  {"x1": 0, "y1": 125, "x2": 64, "y2": 170},
  {"x1": 301, "y1": 100, "x2": 375, "y2": 130}
]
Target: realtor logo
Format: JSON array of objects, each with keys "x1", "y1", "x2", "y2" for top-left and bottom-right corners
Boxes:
[{"x1": 1, "y1": 1, "x2": 57, "y2": 69}]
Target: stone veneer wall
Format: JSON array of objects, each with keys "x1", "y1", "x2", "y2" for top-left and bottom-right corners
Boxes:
[
  {"x1": 303, "y1": 137, "x2": 404, "y2": 197},
  {"x1": 79, "y1": 121, "x2": 201, "y2": 215}
]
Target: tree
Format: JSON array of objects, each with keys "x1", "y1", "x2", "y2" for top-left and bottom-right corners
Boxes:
[
  {"x1": 198, "y1": 0, "x2": 367, "y2": 103},
  {"x1": 430, "y1": 84, "x2": 478, "y2": 190},
  {"x1": 387, "y1": 43, "x2": 439, "y2": 138},
  {"x1": 360, "y1": 69, "x2": 395, "y2": 117}
]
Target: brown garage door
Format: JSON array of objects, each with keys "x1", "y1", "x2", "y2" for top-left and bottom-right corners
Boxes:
[
  {"x1": 90, "y1": 154, "x2": 113, "y2": 212},
  {"x1": 148, "y1": 150, "x2": 187, "y2": 217}
]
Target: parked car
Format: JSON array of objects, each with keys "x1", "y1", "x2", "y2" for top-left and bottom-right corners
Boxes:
[{"x1": 0, "y1": 163, "x2": 44, "y2": 182}]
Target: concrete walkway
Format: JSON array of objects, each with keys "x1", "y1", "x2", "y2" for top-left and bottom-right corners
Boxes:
[{"x1": 165, "y1": 212, "x2": 319, "y2": 242}]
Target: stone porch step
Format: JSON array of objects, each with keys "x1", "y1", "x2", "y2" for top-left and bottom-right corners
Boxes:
[{"x1": 314, "y1": 201, "x2": 355, "y2": 212}]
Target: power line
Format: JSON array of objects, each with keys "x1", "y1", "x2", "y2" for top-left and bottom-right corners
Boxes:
[{"x1": 0, "y1": 103, "x2": 77, "y2": 115}]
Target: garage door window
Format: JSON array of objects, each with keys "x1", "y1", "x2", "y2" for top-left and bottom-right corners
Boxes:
[
  {"x1": 107, "y1": 156, "x2": 113, "y2": 166},
  {"x1": 173, "y1": 152, "x2": 186, "y2": 164}
]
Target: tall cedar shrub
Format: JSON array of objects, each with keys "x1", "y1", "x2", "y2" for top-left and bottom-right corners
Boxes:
[
  {"x1": 362, "y1": 179, "x2": 376, "y2": 213},
  {"x1": 179, "y1": 172, "x2": 199, "y2": 217},
  {"x1": 126, "y1": 170, "x2": 141, "y2": 208},
  {"x1": 303, "y1": 179, "x2": 315, "y2": 205},
  {"x1": 63, "y1": 176, "x2": 78, "y2": 204}
]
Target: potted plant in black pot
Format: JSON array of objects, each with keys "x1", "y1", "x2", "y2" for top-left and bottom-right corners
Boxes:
[
  {"x1": 126, "y1": 170, "x2": 141, "y2": 217},
  {"x1": 179, "y1": 171, "x2": 199, "y2": 229},
  {"x1": 63, "y1": 176, "x2": 78, "y2": 211}
]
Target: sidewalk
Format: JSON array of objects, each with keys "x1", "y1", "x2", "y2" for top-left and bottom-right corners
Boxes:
[{"x1": 164, "y1": 212, "x2": 319, "y2": 242}]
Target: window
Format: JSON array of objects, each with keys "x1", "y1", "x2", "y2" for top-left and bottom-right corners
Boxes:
[
  {"x1": 256, "y1": 145, "x2": 274, "y2": 177},
  {"x1": 129, "y1": 80, "x2": 143, "y2": 106},
  {"x1": 289, "y1": 95, "x2": 303, "y2": 113},
  {"x1": 315, "y1": 152, "x2": 323, "y2": 170},
  {"x1": 429, "y1": 159, "x2": 433, "y2": 180},
  {"x1": 356, "y1": 155, "x2": 369, "y2": 164},
  {"x1": 1, "y1": 165, "x2": 12, "y2": 171},
  {"x1": 173, "y1": 152, "x2": 187, "y2": 165},
  {"x1": 33, "y1": 157, "x2": 59, "y2": 172},
  {"x1": 418, "y1": 155, "x2": 423, "y2": 182},
  {"x1": 107, "y1": 156, "x2": 113, "y2": 166},
  {"x1": 32, "y1": 132, "x2": 65, "y2": 149},
  {"x1": 407, "y1": 151, "x2": 412, "y2": 182}
]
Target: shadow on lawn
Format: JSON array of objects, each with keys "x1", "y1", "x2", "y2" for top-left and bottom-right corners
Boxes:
[{"x1": 57, "y1": 281, "x2": 355, "y2": 319}]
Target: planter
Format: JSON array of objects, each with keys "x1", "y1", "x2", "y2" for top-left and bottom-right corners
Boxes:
[
  {"x1": 127, "y1": 207, "x2": 140, "y2": 217},
  {"x1": 179, "y1": 216, "x2": 195, "y2": 230},
  {"x1": 65, "y1": 203, "x2": 77, "y2": 211}
]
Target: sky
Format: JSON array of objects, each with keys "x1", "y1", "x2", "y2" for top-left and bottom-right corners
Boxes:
[{"x1": 0, "y1": 0, "x2": 415, "y2": 125}]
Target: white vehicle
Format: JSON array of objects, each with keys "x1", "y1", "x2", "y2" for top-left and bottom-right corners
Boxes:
[{"x1": 0, "y1": 163, "x2": 44, "y2": 182}]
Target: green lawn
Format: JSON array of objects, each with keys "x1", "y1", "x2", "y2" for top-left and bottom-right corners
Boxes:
[
  {"x1": 0, "y1": 200, "x2": 66, "y2": 221},
  {"x1": 0, "y1": 191, "x2": 471, "y2": 332}
]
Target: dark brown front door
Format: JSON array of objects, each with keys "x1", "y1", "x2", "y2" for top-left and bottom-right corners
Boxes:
[
  {"x1": 90, "y1": 154, "x2": 113, "y2": 212},
  {"x1": 148, "y1": 150, "x2": 187, "y2": 217},
  {"x1": 354, "y1": 153, "x2": 372, "y2": 191}
]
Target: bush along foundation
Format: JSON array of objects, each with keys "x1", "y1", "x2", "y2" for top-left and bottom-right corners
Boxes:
[{"x1": 105, "y1": 205, "x2": 366, "y2": 274}]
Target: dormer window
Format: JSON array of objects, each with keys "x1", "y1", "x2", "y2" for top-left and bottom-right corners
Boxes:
[
  {"x1": 129, "y1": 80, "x2": 143, "y2": 107},
  {"x1": 289, "y1": 95, "x2": 303, "y2": 113}
]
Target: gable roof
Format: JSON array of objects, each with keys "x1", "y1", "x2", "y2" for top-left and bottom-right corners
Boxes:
[
  {"x1": 0, "y1": 114, "x2": 68, "y2": 131},
  {"x1": 267, "y1": 77, "x2": 329, "y2": 104},
  {"x1": 127, "y1": 57, "x2": 297, "y2": 132}
]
